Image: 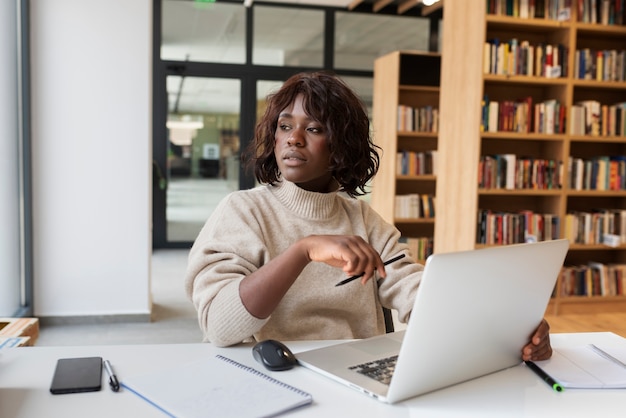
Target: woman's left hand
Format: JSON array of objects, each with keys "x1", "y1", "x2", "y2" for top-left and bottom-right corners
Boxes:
[{"x1": 522, "y1": 319, "x2": 552, "y2": 361}]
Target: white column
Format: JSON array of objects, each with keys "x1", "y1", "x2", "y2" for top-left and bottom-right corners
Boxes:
[{"x1": 0, "y1": 0, "x2": 22, "y2": 315}]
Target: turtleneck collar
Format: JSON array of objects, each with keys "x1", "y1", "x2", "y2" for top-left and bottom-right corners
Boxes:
[{"x1": 269, "y1": 179, "x2": 341, "y2": 220}]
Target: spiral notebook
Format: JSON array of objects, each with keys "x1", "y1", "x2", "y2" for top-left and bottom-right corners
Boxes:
[
  {"x1": 121, "y1": 355, "x2": 313, "y2": 418},
  {"x1": 533, "y1": 344, "x2": 626, "y2": 389}
]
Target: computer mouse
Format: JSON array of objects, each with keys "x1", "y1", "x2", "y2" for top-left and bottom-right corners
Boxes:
[{"x1": 252, "y1": 339, "x2": 297, "y2": 371}]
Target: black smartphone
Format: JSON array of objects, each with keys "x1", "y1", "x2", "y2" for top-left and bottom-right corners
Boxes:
[{"x1": 50, "y1": 356, "x2": 103, "y2": 394}]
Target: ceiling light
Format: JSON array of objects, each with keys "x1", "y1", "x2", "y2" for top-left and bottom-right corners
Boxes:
[
  {"x1": 166, "y1": 115, "x2": 204, "y2": 131},
  {"x1": 167, "y1": 115, "x2": 204, "y2": 146},
  {"x1": 421, "y1": 0, "x2": 440, "y2": 6}
]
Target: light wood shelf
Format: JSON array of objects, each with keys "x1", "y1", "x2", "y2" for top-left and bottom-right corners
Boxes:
[
  {"x1": 371, "y1": 50, "x2": 440, "y2": 263},
  {"x1": 436, "y1": 0, "x2": 626, "y2": 314}
]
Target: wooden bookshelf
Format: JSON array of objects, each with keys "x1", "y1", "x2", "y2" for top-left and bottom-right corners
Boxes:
[
  {"x1": 434, "y1": 0, "x2": 626, "y2": 315},
  {"x1": 371, "y1": 51, "x2": 440, "y2": 263}
]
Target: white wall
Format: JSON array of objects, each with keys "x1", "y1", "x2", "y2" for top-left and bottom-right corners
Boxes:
[
  {"x1": 30, "y1": 0, "x2": 152, "y2": 318},
  {"x1": 0, "y1": 0, "x2": 21, "y2": 315}
]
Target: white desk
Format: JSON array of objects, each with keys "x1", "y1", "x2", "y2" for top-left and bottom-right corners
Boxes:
[{"x1": 0, "y1": 332, "x2": 624, "y2": 417}]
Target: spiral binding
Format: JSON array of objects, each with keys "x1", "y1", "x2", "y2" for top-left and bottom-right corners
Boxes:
[{"x1": 215, "y1": 354, "x2": 312, "y2": 399}]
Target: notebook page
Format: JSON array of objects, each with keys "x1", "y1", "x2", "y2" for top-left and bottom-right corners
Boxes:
[
  {"x1": 121, "y1": 355, "x2": 312, "y2": 418},
  {"x1": 534, "y1": 344, "x2": 626, "y2": 389}
]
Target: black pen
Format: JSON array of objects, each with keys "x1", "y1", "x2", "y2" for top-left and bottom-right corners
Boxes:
[
  {"x1": 525, "y1": 360, "x2": 563, "y2": 392},
  {"x1": 103, "y1": 359, "x2": 120, "y2": 392},
  {"x1": 335, "y1": 254, "x2": 406, "y2": 287}
]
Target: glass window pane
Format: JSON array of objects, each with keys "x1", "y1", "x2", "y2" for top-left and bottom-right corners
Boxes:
[
  {"x1": 257, "y1": 79, "x2": 283, "y2": 120},
  {"x1": 253, "y1": 6, "x2": 324, "y2": 67},
  {"x1": 161, "y1": 0, "x2": 246, "y2": 64},
  {"x1": 340, "y1": 76, "x2": 373, "y2": 116},
  {"x1": 166, "y1": 76, "x2": 240, "y2": 242},
  {"x1": 338, "y1": 76, "x2": 374, "y2": 199},
  {"x1": 334, "y1": 13, "x2": 431, "y2": 71}
]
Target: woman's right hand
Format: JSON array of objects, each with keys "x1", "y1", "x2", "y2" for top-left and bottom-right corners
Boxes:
[
  {"x1": 301, "y1": 235, "x2": 386, "y2": 285},
  {"x1": 240, "y1": 234, "x2": 384, "y2": 319}
]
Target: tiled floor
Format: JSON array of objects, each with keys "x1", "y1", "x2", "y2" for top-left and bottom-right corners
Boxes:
[
  {"x1": 36, "y1": 249, "x2": 204, "y2": 346},
  {"x1": 166, "y1": 177, "x2": 236, "y2": 242}
]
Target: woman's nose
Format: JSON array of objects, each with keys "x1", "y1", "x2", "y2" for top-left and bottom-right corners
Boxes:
[{"x1": 287, "y1": 129, "x2": 304, "y2": 146}]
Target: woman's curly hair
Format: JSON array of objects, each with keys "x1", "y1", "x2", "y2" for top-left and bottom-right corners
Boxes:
[{"x1": 243, "y1": 72, "x2": 380, "y2": 197}]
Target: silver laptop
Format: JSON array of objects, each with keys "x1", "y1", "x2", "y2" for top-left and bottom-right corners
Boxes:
[{"x1": 296, "y1": 239, "x2": 570, "y2": 403}]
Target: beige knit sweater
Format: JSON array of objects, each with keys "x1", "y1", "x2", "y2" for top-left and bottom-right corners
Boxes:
[{"x1": 185, "y1": 179, "x2": 423, "y2": 347}]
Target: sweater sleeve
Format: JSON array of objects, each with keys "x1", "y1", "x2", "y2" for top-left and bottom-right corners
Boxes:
[
  {"x1": 362, "y1": 203, "x2": 423, "y2": 324},
  {"x1": 184, "y1": 193, "x2": 270, "y2": 347}
]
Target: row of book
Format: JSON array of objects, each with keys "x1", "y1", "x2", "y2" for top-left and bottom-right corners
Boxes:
[
  {"x1": 478, "y1": 155, "x2": 564, "y2": 190},
  {"x1": 476, "y1": 208, "x2": 626, "y2": 246},
  {"x1": 574, "y1": 48, "x2": 626, "y2": 81},
  {"x1": 486, "y1": 0, "x2": 572, "y2": 20},
  {"x1": 476, "y1": 209, "x2": 561, "y2": 244},
  {"x1": 484, "y1": 40, "x2": 568, "y2": 78},
  {"x1": 487, "y1": 0, "x2": 626, "y2": 25},
  {"x1": 394, "y1": 194, "x2": 435, "y2": 219},
  {"x1": 570, "y1": 100, "x2": 626, "y2": 136},
  {"x1": 569, "y1": 155, "x2": 626, "y2": 190},
  {"x1": 399, "y1": 237, "x2": 434, "y2": 262},
  {"x1": 564, "y1": 209, "x2": 626, "y2": 244},
  {"x1": 396, "y1": 150, "x2": 438, "y2": 176},
  {"x1": 397, "y1": 105, "x2": 439, "y2": 133},
  {"x1": 559, "y1": 262, "x2": 626, "y2": 298},
  {"x1": 482, "y1": 98, "x2": 626, "y2": 135},
  {"x1": 576, "y1": 0, "x2": 626, "y2": 25},
  {"x1": 481, "y1": 97, "x2": 567, "y2": 133}
]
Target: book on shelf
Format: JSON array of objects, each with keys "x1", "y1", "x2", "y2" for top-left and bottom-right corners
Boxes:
[
  {"x1": 487, "y1": 0, "x2": 572, "y2": 20},
  {"x1": 481, "y1": 96, "x2": 564, "y2": 134},
  {"x1": 483, "y1": 38, "x2": 568, "y2": 77},
  {"x1": 479, "y1": 154, "x2": 563, "y2": 190},
  {"x1": 396, "y1": 150, "x2": 438, "y2": 176},
  {"x1": 577, "y1": 0, "x2": 626, "y2": 25},
  {"x1": 567, "y1": 155, "x2": 626, "y2": 190},
  {"x1": 534, "y1": 99, "x2": 566, "y2": 134},
  {"x1": 476, "y1": 209, "x2": 560, "y2": 245},
  {"x1": 564, "y1": 209, "x2": 626, "y2": 245},
  {"x1": 587, "y1": 261, "x2": 620, "y2": 296},
  {"x1": 570, "y1": 104, "x2": 586, "y2": 135},
  {"x1": 577, "y1": 100, "x2": 602, "y2": 135},
  {"x1": 421, "y1": 194, "x2": 435, "y2": 218},
  {"x1": 560, "y1": 262, "x2": 626, "y2": 297},
  {"x1": 394, "y1": 194, "x2": 435, "y2": 219},
  {"x1": 488, "y1": 100, "x2": 499, "y2": 132},
  {"x1": 400, "y1": 236, "x2": 434, "y2": 262},
  {"x1": 574, "y1": 48, "x2": 625, "y2": 82},
  {"x1": 397, "y1": 105, "x2": 439, "y2": 133}
]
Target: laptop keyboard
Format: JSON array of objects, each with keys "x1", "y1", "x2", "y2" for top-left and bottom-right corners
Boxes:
[{"x1": 348, "y1": 355, "x2": 398, "y2": 385}]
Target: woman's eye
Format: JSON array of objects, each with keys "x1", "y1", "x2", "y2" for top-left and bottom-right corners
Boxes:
[
  {"x1": 279, "y1": 123, "x2": 291, "y2": 131},
  {"x1": 308, "y1": 127, "x2": 322, "y2": 134}
]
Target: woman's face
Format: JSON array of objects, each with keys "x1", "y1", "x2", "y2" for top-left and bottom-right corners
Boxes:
[{"x1": 274, "y1": 94, "x2": 333, "y2": 192}]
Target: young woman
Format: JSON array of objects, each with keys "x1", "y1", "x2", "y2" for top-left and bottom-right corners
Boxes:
[{"x1": 185, "y1": 72, "x2": 552, "y2": 361}]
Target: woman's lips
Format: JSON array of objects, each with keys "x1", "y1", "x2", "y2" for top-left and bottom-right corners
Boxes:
[{"x1": 282, "y1": 151, "x2": 306, "y2": 166}]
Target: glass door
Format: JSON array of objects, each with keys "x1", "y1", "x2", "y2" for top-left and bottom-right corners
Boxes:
[{"x1": 162, "y1": 75, "x2": 241, "y2": 245}]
